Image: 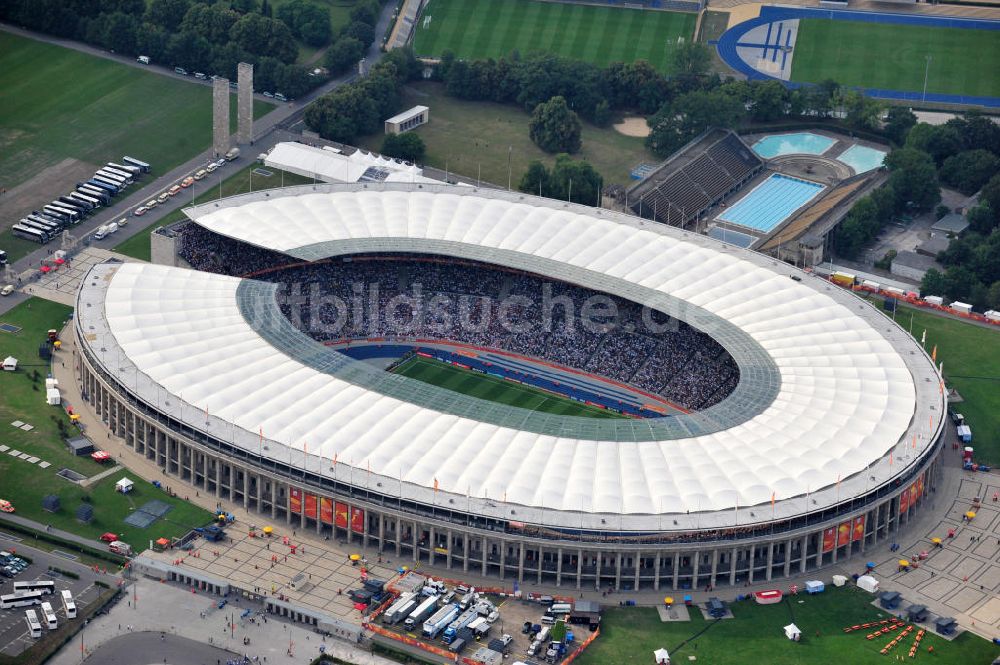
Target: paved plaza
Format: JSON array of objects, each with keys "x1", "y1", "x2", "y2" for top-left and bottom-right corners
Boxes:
[{"x1": 16, "y1": 246, "x2": 142, "y2": 306}]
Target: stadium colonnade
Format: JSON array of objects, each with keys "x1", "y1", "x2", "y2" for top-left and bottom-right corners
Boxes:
[{"x1": 74, "y1": 184, "x2": 945, "y2": 591}]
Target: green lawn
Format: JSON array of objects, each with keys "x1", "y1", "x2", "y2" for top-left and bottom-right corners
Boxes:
[
  {"x1": 791, "y1": 20, "x2": 1000, "y2": 98},
  {"x1": 392, "y1": 355, "x2": 623, "y2": 418},
  {"x1": 577, "y1": 587, "x2": 1000, "y2": 665},
  {"x1": 356, "y1": 81, "x2": 658, "y2": 188},
  {"x1": 412, "y1": 0, "x2": 696, "y2": 72},
  {"x1": 0, "y1": 32, "x2": 274, "y2": 262},
  {"x1": 113, "y1": 164, "x2": 316, "y2": 261},
  {"x1": 0, "y1": 299, "x2": 214, "y2": 546}
]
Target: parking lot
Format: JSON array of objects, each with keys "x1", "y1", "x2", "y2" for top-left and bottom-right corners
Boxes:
[{"x1": 0, "y1": 537, "x2": 108, "y2": 658}]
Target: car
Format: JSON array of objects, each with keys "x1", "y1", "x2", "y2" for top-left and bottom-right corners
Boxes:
[
  {"x1": 194, "y1": 72, "x2": 207, "y2": 80},
  {"x1": 133, "y1": 206, "x2": 148, "y2": 216},
  {"x1": 145, "y1": 199, "x2": 158, "y2": 210},
  {"x1": 214, "y1": 159, "x2": 226, "y2": 168},
  {"x1": 193, "y1": 169, "x2": 207, "y2": 180},
  {"x1": 181, "y1": 177, "x2": 195, "y2": 188},
  {"x1": 274, "y1": 93, "x2": 287, "y2": 102},
  {"x1": 174, "y1": 67, "x2": 188, "y2": 75},
  {"x1": 0, "y1": 499, "x2": 13, "y2": 512},
  {"x1": 168, "y1": 185, "x2": 182, "y2": 196},
  {"x1": 157, "y1": 192, "x2": 170, "y2": 203},
  {"x1": 229, "y1": 81, "x2": 238, "y2": 89},
  {"x1": 1, "y1": 567, "x2": 15, "y2": 578},
  {"x1": 1, "y1": 285, "x2": 14, "y2": 297},
  {"x1": 99, "y1": 532, "x2": 118, "y2": 543},
  {"x1": 262, "y1": 91, "x2": 274, "y2": 98},
  {"x1": 206, "y1": 163, "x2": 219, "y2": 173},
  {"x1": 117, "y1": 216, "x2": 129, "y2": 227}
]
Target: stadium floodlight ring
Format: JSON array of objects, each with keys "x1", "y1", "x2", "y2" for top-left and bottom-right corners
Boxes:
[{"x1": 78, "y1": 183, "x2": 943, "y2": 525}]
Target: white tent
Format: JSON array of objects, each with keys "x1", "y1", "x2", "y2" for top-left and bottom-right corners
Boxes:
[
  {"x1": 115, "y1": 477, "x2": 134, "y2": 494},
  {"x1": 784, "y1": 623, "x2": 801, "y2": 641},
  {"x1": 653, "y1": 647, "x2": 670, "y2": 664},
  {"x1": 831, "y1": 575, "x2": 848, "y2": 587},
  {"x1": 2, "y1": 356, "x2": 17, "y2": 371},
  {"x1": 45, "y1": 388, "x2": 61, "y2": 405},
  {"x1": 857, "y1": 575, "x2": 879, "y2": 593}
]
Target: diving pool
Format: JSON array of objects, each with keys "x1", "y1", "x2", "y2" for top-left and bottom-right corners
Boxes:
[
  {"x1": 718, "y1": 174, "x2": 824, "y2": 233},
  {"x1": 837, "y1": 145, "x2": 887, "y2": 174},
  {"x1": 752, "y1": 132, "x2": 836, "y2": 158}
]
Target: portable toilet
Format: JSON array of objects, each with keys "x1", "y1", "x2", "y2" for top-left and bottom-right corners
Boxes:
[
  {"x1": 907, "y1": 604, "x2": 929, "y2": 623},
  {"x1": 935, "y1": 617, "x2": 957, "y2": 635},
  {"x1": 857, "y1": 575, "x2": 879, "y2": 594},
  {"x1": 804, "y1": 580, "x2": 824, "y2": 595},
  {"x1": 831, "y1": 575, "x2": 847, "y2": 587},
  {"x1": 879, "y1": 591, "x2": 902, "y2": 610}
]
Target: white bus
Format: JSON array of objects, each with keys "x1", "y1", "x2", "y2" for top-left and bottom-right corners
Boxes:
[
  {"x1": 0, "y1": 590, "x2": 46, "y2": 609},
  {"x1": 91, "y1": 175, "x2": 123, "y2": 193},
  {"x1": 14, "y1": 580, "x2": 55, "y2": 595},
  {"x1": 70, "y1": 191, "x2": 102, "y2": 207},
  {"x1": 10, "y1": 224, "x2": 49, "y2": 244},
  {"x1": 60, "y1": 589, "x2": 76, "y2": 618},
  {"x1": 123, "y1": 156, "x2": 151, "y2": 173},
  {"x1": 102, "y1": 166, "x2": 134, "y2": 183},
  {"x1": 78, "y1": 185, "x2": 110, "y2": 203},
  {"x1": 44, "y1": 203, "x2": 81, "y2": 222},
  {"x1": 40, "y1": 602, "x2": 58, "y2": 629},
  {"x1": 95, "y1": 169, "x2": 128, "y2": 187},
  {"x1": 107, "y1": 162, "x2": 141, "y2": 176},
  {"x1": 25, "y1": 609, "x2": 42, "y2": 638}
]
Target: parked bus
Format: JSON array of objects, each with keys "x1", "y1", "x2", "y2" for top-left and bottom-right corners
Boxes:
[
  {"x1": 123, "y1": 156, "x2": 151, "y2": 173},
  {"x1": 66, "y1": 192, "x2": 97, "y2": 209},
  {"x1": 11, "y1": 224, "x2": 49, "y2": 244},
  {"x1": 40, "y1": 602, "x2": 58, "y2": 629},
  {"x1": 57, "y1": 196, "x2": 91, "y2": 213},
  {"x1": 60, "y1": 590, "x2": 76, "y2": 618},
  {"x1": 108, "y1": 162, "x2": 141, "y2": 176},
  {"x1": 87, "y1": 178, "x2": 120, "y2": 195},
  {"x1": 14, "y1": 581, "x2": 55, "y2": 595},
  {"x1": 20, "y1": 219, "x2": 56, "y2": 236},
  {"x1": 95, "y1": 169, "x2": 128, "y2": 187},
  {"x1": 24, "y1": 609, "x2": 42, "y2": 638},
  {"x1": 101, "y1": 166, "x2": 134, "y2": 183},
  {"x1": 70, "y1": 191, "x2": 102, "y2": 207},
  {"x1": 25, "y1": 217, "x2": 61, "y2": 235},
  {"x1": 78, "y1": 185, "x2": 110, "y2": 204},
  {"x1": 0, "y1": 590, "x2": 46, "y2": 609},
  {"x1": 27, "y1": 213, "x2": 62, "y2": 228},
  {"x1": 91, "y1": 176, "x2": 123, "y2": 193},
  {"x1": 47, "y1": 201, "x2": 82, "y2": 218}
]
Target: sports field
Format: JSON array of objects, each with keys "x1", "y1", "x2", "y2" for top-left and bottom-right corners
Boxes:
[
  {"x1": 412, "y1": 0, "x2": 696, "y2": 72},
  {"x1": 791, "y1": 20, "x2": 1000, "y2": 97},
  {"x1": 391, "y1": 355, "x2": 624, "y2": 419}
]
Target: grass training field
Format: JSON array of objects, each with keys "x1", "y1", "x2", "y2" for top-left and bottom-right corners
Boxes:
[
  {"x1": 576, "y1": 587, "x2": 999, "y2": 665},
  {"x1": 412, "y1": 0, "x2": 696, "y2": 72},
  {"x1": 791, "y1": 20, "x2": 1000, "y2": 98},
  {"x1": 391, "y1": 355, "x2": 623, "y2": 419},
  {"x1": 357, "y1": 82, "x2": 658, "y2": 188},
  {"x1": 0, "y1": 299, "x2": 213, "y2": 544},
  {"x1": 113, "y1": 164, "x2": 315, "y2": 261}
]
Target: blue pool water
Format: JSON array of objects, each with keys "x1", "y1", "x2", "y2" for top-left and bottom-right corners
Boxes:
[
  {"x1": 837, "y1": 144, "x2": 887, "y2": 174},
  {"x1": 718, "y1": 174, "x2": 824, "y2": 233},
  {"x1": 752, "y1": 133, "x2": 836, "y2": 158}
]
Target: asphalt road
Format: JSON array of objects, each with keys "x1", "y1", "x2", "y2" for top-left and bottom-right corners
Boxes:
[
  {"x1": 78, "y1": 632, "x2": 238, "y2": 665},
  {"x1": 0, "y1": 2, "x2": 396, "y2": 316}
]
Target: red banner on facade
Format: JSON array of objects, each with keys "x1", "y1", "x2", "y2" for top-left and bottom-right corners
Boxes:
[
  {"x1": 916, "y1": 472, "x2": 925, "y2": 498},
  {"x1": 837, "y1": 521, "x2": 851, "y2": 548},
  {"x1": 822, "y1": 527, "x2": 836, "y2": 553},
  {"x1": 852, "y1": 515, "x2": 865, "y2": 542},
  {"x1": 909, "y1": 482, "x2": 920, "y2": 508},
  {"x1": 304, "y1": 493, "x2": 317, "y2": 519},
  {"x1": 289, "y1": 487, "x2": 301, "y2": 514},
  {"x1": 899, "y1": 487, "x2": 910, "y2": 514},
  {"x1": 335, "y1": 501, "x2": 348, "y2": 529},
  {"x1": 351, "y1": 506, "x2": 364, "y2": 533},
  {"x1": 320, "y1": 497, "x2": 333, "y2": 525}
]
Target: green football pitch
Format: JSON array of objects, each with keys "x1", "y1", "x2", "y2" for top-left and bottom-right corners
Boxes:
[
  {"x1": 391, "y1": 356, "x2": 624, "y2": 419},
  {"x1": 790, "y1": 19, "x2": 1000, "y2": 98},
  {"x1": 412, "y1": 0, "x2": 697, "y2": 72}
]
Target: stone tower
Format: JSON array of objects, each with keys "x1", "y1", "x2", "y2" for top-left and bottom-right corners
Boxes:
[
  {"x1": 212, "y1": 77, "x2": 230, "y2": 158},
  {"x1": 237, "y1": 62, "x2": 254, "y2": 145}
]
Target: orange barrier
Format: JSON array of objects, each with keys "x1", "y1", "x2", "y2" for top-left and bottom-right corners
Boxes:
[
  {"x1": 365, "y1": 622, "x2": 458, "y2": 662},
  {"x1": 832, "y1": 278, "x2": 1000, "y2": 328}
]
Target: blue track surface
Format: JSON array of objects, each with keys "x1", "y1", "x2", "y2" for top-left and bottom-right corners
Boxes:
[{"x1": 717, "y1": 6, "x2": 1000, "y2": 108}]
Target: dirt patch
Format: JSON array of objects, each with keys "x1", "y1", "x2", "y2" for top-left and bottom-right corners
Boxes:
[
  {"x1": 613, "y1": 117, "x2": 650, "y2": 138},
  {"x1": 0, "y1": 157, "x2": 100, "y2": 231}
]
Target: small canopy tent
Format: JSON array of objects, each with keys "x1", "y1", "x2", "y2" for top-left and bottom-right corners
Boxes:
[
  {"x1": 857, "y1": 575, "x2": 879, "y2": 593},
  {"x1": 115, "y1": 477, "x2": 134, "y2": 494},
  {"x1": 653, "y1": 647, "x2": 670, "y2": 664},
  {"x1": 784, "y1": 623, "x2": 801, "y2": 642},
  {"x1": 832, "y1": 575, "x2": 848, "y2": 587},
  {"x1": 2, "y1": 356, "x2": 17, "y2": 371},
  {"x1": 805, "y1": 580, "x2": 824, "y2": 594}
]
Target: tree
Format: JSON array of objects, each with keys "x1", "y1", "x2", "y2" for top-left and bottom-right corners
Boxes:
[
  {"x1": 349, "y1": 0, "x2": 379, "y2": 26},
  {"x1": 750, "y1": 80, "x2": 787, "y2": 122},
  {"x1": 905, "y1": 123, "x2": 963, "y2": 166},
  {"x1": 277, "y1": 64, "x2": 312, "y2": 98},
  {"x1": 548, "y1": 155, "x2": 602, "y2": 205},
  {"x1": 102, "y1": 12, "x2": 140, "y2": 55},
  {"x1": 181, "y1": 3, "x2": 240, "y2": 44},
  {"x1": 230, "y1": 13, "x2": 297, "y2": 63},
  {"x1": 325, "y1": 36, "x2": 365, "y2": 74},
  {"x1": 979, "y1": 174, "x2": 1000, "y2": 226},
  {"x1": 884, "y1": 148, "x2": 940, "y2": 211},
  {"x1": 948, "y1": 112, "x2": 1000, "y2": 156},
  {"x1": 943, "y1": 265, "x2": 979, "y2": 302},
  {"x1": 381, "y1": 132, "x2": 426, "y2": 162},
  {"x1": 920, "y1": 268, "x2": 948, "y2": 297},
  {"x1": 166, "y1": 30, "x2": 213, "y2": 72},
  {"x1": 967, "y1": 204, "x2": 996, "y2": 236},
  {"x1": 671, "y1": 42, "x2": 710, "y2": 79},
  {"x1": 840, "y1": 90, "x2": 884, "y2": 132},
  {"x1": 529, "y1": 96, "x2": 582, "y2": 154},
  {"x1": 593, "y1": 100, "x2": 612, "y2": 128},
  {"x1": 341, "y1": 20, "x2": 374, "y2": 47},
  {"x1": 137, "y1": 24, "x2": 172, "y2": 63},
  {"x1": 145, "y1": 0, "x2": 191, "y2": 32},
  {"x1": 645, "y1": 89, "x2": 745, "y2": 158},
  {"x1": 939, "y1": 150, "x2": 1000, "y2": 195},
  {"x1": 276, "y1": 0, "x2": 331, "y2": 47},
  {"x1": 518, "y1": 161, "x2": 549, "y2": 197},
  {"x1": 883, "y1": 106, "x2": 917, "y2": 145}
]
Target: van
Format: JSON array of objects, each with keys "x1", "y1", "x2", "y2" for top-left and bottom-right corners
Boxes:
[
  {"x1": 174, "y1": 67, "x2": 188, "y2": 75},
  {"x1": 157, "y1": 192, "x2": 169, "y2": 203},
  {"x1": 145, "y1": 199, "x2": 158, "y2": 209},
  {"x1": 541, "y1": 615, "x2": 556, "y2": 625},
  {"x1": 274, "y1": 93, "x2": 288, "y2": 102},
  {"x1": 193, "y1": 169, "x2": 208, "y2": 180},
  {"x1": 206, "y1": 162, "x2": 219, "y2": 173},
  {"x1": 137, "y1": 55, "x2": 150, "y2": 65},
  {"x1": 168, "y1": 185, "x2": 182, "y2": 196},
  {"x1": 1, "y1": 285, "x2": 14, "y2": 297},
  {"x1": 194, "y1": 72, "x2": 207, "y2": 80}
]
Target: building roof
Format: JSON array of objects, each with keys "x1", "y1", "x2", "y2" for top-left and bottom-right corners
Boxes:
[
  {"x1": 385, "y1": 105, "x2": 429, "y2": 125},
  {"x1": 892, "y1": 250, "x2": 939, "y2": 271},
  {"x1": 76, "y1": 184, "x2": 942, "y2": 530},
  {"x1": 930, "y1": 213, "x2": 968, "y2": 235},
  {"x1": 916, "y1": 235, "x2": 950, "y2": 257},
  {"x1": 263, "y1": 142, "x2": 442, "y2": 186}
]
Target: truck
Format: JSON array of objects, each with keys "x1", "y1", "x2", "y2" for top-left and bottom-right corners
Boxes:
[
  {"x1": 108, "y1": 541, "x2": 132, "y2": 555},
  {"x1": 404, "y1": 595, "x2": 439, "y2": 631},
  {"x1": 422, "y1": 604, "x2": 459, "y2": 639},
  {"x1": 382, "y1": 592, "x2": 416, "y2": 625},
  {"x1": 224, "y1": 147, "x2": 240, "y2": 162},
  {"x1": 93, "y1": 222, "x2": 119, "y2": 240},
  {"x1": 442, "y1": 609, "x2": 479, "y2": 644}
]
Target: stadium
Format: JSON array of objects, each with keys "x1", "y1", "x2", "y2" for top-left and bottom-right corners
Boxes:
[{"x1": 75, "y1": 183, "x2": 944, "y2": 591}]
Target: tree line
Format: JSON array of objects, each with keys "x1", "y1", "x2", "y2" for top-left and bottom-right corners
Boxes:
[{"x1": 0, "y1": 0, "x2": 384, "y2": 99}]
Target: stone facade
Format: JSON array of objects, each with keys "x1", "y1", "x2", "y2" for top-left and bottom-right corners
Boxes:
[
  {"x1": 237, "y1": 62, "x2": 254, "y2": 145},
  {"x1": 212, "y1": 77, "x2": 230, "y2": 158}
]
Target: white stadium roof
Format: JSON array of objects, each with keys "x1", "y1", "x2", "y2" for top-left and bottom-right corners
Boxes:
[{"x1": 78, "y1": 184, "x2": 942, "y2": 530}]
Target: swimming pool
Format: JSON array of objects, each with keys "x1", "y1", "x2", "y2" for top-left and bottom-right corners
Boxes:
[
  {"x1": 752, "y1": 133, "x2": 836, "y2": 158},
  {"x1": 837, "y1": 145, "x2": 887, "y2": 174},
  {"x1": 718, "y1": 174, "x2": 824, "y2": 233}
]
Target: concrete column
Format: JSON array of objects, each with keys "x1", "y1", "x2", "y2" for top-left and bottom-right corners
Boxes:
[
  {"x1": 237, "y1": 62, "x2": 254, "y2": 144},
  {"x1": 446, "y1": 530, "x2": 453, "y2": 569},
  {"x1": 481, "y1": 537, "x2": 487, "y2": 576},
  {"x1": 595, "y1": 553, "x2": 602, "y2": 591},
  {"x1": 576, "y1": 549, "x2": 583, "y2": 590},
  {"x1": 709, "y1": 549, "x2": 719, "y2": 588},
  {"x1": 243, "y1": 472, "x2": 249, "y2": 510},
  {"x1": 634, "y1": 552, "x2": 641, "y2": 592},
  {"x1": 671, "y1": 554, "x2": 679, "y2": 591},
  {"x1": 499, "y1": 540, "x2": 506, "y2": 579},
  {"x1": 748, "y1": 544, "x2": 756, "y2": 584},
  {"x1": 766, "y1": 543, "x2": 774, "y2": 581},
  {"x1": 212, "y1": 77, "x2": 231, "y2": 158},
  {"x1": 215, "y1": 460, "x2": 222, "y2": 498},
  {"x1": 411, "y1": 521, "x2": 418, "y2": 563},
  {"x1": 653, "y1": 551, "x2": 661, "y2": 591},
  {"x1": 517, "y1": 542, "x2": 525, "y2": 584},
  {"x1": 428, "y1": 526, "x2": 435, "y2": 566},
  {"x1": 463, "y1": 533, "x2": 470, "y2": 573},
  {"x1": 614, "y1": 552, "x2": 622, "y2": 591},
  {"x1": 536, "y1": 547, "x2": 542, "y2": 585},
  {"x1": 784, "y1": 539, "x2": 793, "y2": 578},
  {"x1": 729, "y1": 548, "x2": 738, "y2": 586},
  {"x1": 799, "y1": 536, "x2": 808, "y2": 574},
  {"x1": 556, "y1": 548, "x2": 563, "y2": 587},
  {"x1": 814, "y1": 531, "x2": 823, "y2": 569}
]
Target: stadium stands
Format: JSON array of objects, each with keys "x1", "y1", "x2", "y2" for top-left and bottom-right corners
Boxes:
[
  {"x1": 178, "y1": 225, "x2": 740, "y2": 410},
  {"x1": 627, "y1": 129, "x2": 764, "y2": 227}
]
